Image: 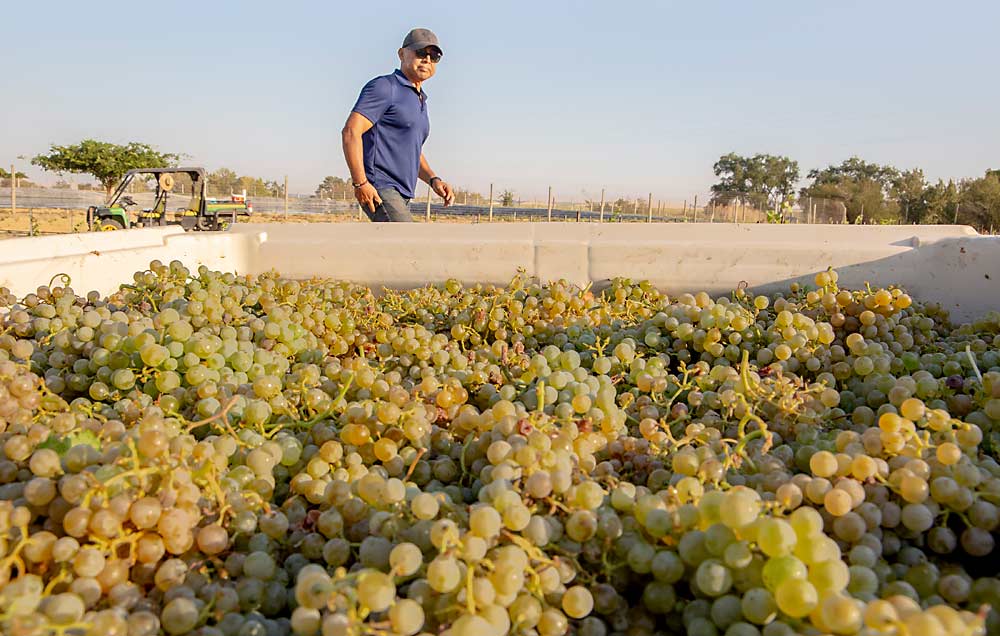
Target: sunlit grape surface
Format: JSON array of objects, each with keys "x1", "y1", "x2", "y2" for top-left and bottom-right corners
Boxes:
[{"x1": 1, "y1": 261, "x2": 999, "y2": 636}]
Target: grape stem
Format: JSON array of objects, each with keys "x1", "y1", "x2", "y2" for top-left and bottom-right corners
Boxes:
[
  {"x1": 184, "y1": 395, "x2": 240, "y2": 434},
  {"x1": 966, "y1": 344, "x2": 983, "y2": 385},
  {"x1": 404, "y1": 448, "x2": 426, "y2": 481},
  {"x1": 47, "y1": 272, "x2": 72, "y2": 289}
]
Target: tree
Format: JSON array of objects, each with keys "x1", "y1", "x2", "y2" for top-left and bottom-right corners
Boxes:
[
  {"x1": 315, "y1": 176, "x2": 352, "y2": 199},
  {"x1": 205, "y1": 168, "x2": 239, "y2": 197},
  {"x1": 202, "y1": 169, "x2": 280, "y2": 198},
  {"x1": 0, "y1": 169, "x2": 30, "y2": 188},
  {"x1": 891, "y1": 169, "x2": 929, "y2": 224},
  {"x1": 499, "y1": 189, "x2": 515, "y2": 207},
  {"x1": 801, "y1": 157, "x2": 901, "y2": 223},
  {"x1": 237, "y1": 176, "x2": 271, "y2": 198},
  {"x1": 710, "y1": 153, "x2": 799, "y2": 209},
  {"x1": 923, "y1": 179, "x2": 960, "y2": 224},
  {"x1": 806, "y1": 157, "x2": 899, "y2": 191},
  {"x1": 610, "y1": 198, "x2": 632, "y2": 216},
  {"x1": 957, "y1": 171, "x2": 1000, "y2": 229},
  {"x1": 31, "y1": 140, "x2": 179, "y2": 197}
]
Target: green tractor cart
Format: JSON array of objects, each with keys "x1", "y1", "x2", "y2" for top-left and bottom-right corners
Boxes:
[{"x1": 86, "y1": 167, "x2": 252, "y2": 232}]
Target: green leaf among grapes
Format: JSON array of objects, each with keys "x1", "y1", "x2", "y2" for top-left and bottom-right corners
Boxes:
[{"x1": 37, "y1": 429, "x2": 101, "y2": 456}]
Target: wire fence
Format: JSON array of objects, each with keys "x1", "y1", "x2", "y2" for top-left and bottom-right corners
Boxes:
[{"x1": 0, "y1": 184, "x2": 990, "y2": 233}]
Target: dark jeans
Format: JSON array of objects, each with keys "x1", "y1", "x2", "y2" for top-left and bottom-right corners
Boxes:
[{"x1": 364, "y1": 188, "x2": 413, "y2": 222}]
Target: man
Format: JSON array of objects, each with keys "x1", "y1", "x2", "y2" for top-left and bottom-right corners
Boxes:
[{"x1": 342, "y1": 28, "x2": 454, "y2": 222}]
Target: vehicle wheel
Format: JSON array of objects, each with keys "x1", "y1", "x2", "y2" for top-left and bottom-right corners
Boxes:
[{"x1": 98, "y1": 218, "x2": 125, "y2": 231}]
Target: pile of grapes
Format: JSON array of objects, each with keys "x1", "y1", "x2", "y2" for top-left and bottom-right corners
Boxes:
[{"x1": 2, "y1": 261, "x2": 1000, "y2": 636}]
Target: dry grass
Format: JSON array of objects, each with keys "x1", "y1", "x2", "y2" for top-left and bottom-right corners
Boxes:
[
  {"x1": 0, "y1": 204, "x2": 729, "y2": 240},
  {"x1": 0, "y1": 208, "x2": 598, "y2": 239},
  {"x1": 0, "y1": 207, "x2": 485, "y2": 239}
]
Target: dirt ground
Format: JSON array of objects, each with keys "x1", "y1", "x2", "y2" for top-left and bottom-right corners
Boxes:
[{"x1": 0, "y1": 207, "x2": 496, "y2": 239}]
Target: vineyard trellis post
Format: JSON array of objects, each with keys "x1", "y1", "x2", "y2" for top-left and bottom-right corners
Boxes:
[
  {"x1": 9, "y1": 164, "x2": 15, "y2": 223},
  {"x1": 547, "y1": 186, "x2": 553, "y2": 221},
  {"x1": 599, "y1": 188, "x2": 605, "y2": 223},
  {"x1": 488, "y1": 183, "x2": 493, "y2": 222}
]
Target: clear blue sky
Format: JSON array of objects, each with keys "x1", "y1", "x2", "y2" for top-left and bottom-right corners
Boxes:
[{"x1": 2, "y1": 0, "x2": 997, "y2": 203}]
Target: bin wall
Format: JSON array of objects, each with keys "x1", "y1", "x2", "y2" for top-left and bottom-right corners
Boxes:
[{"x1": 0, "y1": 223, "x2": 996, "y2": 322}]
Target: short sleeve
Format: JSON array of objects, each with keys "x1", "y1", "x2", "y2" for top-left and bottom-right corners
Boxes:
[{"x1": 352, "y1": 76, "x2": 393, "y2": 124}]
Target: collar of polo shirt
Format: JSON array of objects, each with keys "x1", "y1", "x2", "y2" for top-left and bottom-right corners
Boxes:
[{"x1": 393, "y1": 69, "x2": 429, "y2": 99}]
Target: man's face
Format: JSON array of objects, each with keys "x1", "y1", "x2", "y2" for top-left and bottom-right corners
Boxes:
[{"x1": 398, "y1": 46, "x2": 440, "y2": 83}]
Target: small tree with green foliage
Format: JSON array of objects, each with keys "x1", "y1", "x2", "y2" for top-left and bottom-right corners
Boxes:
[
  {"x1": 31, "y1": 140, "x2": 179, "y2": 198},
  {"x1": 710, "y1": 153, "x2": 800, "y2": 210},
  {"x1": 801, "y1": 157, "x2": 901, "y2": 223},
  {"x1": 958, "y1": 171, "x2": 1000, "y2": 229},
  {"x1": 315, "y1": 176, "x2": 352, "y2": 199},
  {"x1": 891, "y1": 168, "x2": 929, "y2": 224},
  {"x1": 0, "y1": 169, "x2": 29, "y2": 188}
]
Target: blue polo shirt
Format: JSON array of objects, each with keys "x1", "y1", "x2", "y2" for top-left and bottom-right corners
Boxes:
[{"x1": 351, "y1": 70, "x2": 430, "y2": 199}]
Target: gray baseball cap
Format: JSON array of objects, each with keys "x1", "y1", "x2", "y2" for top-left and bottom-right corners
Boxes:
[{"x1": 402, "y1": 28, "x2": 442, "y2": 54}]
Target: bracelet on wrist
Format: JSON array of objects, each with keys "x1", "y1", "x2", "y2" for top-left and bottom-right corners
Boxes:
[
  {"x1": 429, "y1": 177, "x2": 442, "y2": 186},
  {"x1": 352, "y1": 180, "x2": 368, "y2": 189}
]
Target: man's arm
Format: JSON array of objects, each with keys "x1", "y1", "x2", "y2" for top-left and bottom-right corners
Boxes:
[
  {"x1": 342, "y1": 112, "x2": 381, "y2": 212},
  {"x1": 419, "y1": 153, "x2": 454, "y2": 206}
]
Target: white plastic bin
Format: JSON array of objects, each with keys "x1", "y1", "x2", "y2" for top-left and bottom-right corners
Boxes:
[{"x1": 0, "y1": 223, "x2": 996, "y2": 322}]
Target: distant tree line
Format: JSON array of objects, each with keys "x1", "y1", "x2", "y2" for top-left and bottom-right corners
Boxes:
[
  {"x1": 20, "y1": 138, "x2": 1000, "y2": 229},
  {"x1": 710, "y1": 152, "x2": 1000, "y2": 229}
]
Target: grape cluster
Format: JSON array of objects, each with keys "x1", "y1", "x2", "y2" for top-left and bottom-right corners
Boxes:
[{"x1": 0, "y1": 261, "x2": 998, "y2": 636}]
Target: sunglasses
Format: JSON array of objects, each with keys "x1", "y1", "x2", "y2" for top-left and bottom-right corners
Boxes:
[{"x1": 413, "y1": 48, "x2": 442, "y2": 63}]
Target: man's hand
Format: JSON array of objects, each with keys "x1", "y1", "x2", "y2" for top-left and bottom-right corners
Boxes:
[
  {"x1": 355, "y1": 183, "x2": 382, "y2": 213},
  {"x1": 432, "y1": 179, "x2": 455, "y2": 206}
]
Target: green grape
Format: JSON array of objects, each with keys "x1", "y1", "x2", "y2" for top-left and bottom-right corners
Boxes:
[
  {"x1": 0, "y1": 263, "x2": 997, "y2": 636},
  {"x1": 243, "y1": 552, "x2": 276, "y2": 580},
  {"x1": 695, "y1": 559, "x2": 734, "y2": 597},
  {"x1": 774, "y1": 578, "x2": 818, "y2": 618},
  {"x1": 762, "y1": 555, "x2": 807, "y2": 592},
  {"x1": 641, "y1": 581, "x2": 676, "y2": 614},
  {"x1": 724, "y1": 541, "x2": 754, "y2": 569},
  {"x1": 427, "y1": 556, "x2": 461, "y2": 593},
  {"x1": 451, "y1": 615, "x2": 492, "y2": 636},
  {"x1": 388, "y1": 598, "x2": 424, "y2": 636},
  {"x1": 160, "y1": 597, "x2": 200, "y2": 635},
  {"x1": 719, "y1": 488, "x2": 761, "y2": 529},
  {"x1": 710, "y1": 594, "x2": 743, "y2": 629},
  {"x1": 741, "y1": 587, "x2": 778, "y2": 625},
  {"x1": 469, "y1": 506, "x2": 503, "y2": 538},
  {"x1": 789, "y1": 507, "x2": 823, "y2": 539},
  {"x1": 562, "y1": 586, "x2": 594, "y2": 619},
  {"x1": 389, "y1": 543, "x2": 423, "y2": 577},
  {"x1": 809, "y1": 559, "x2": 850, "y2": 594},
  {"x1": 756, "y1": 518, "x2": 796, "y2": 558},
  {"x1": 356, "y1": 569, "x2": 395, "y2": 613},
  {"x1": 651, "y1": 550, "x2": 685, "y2": 583}
]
